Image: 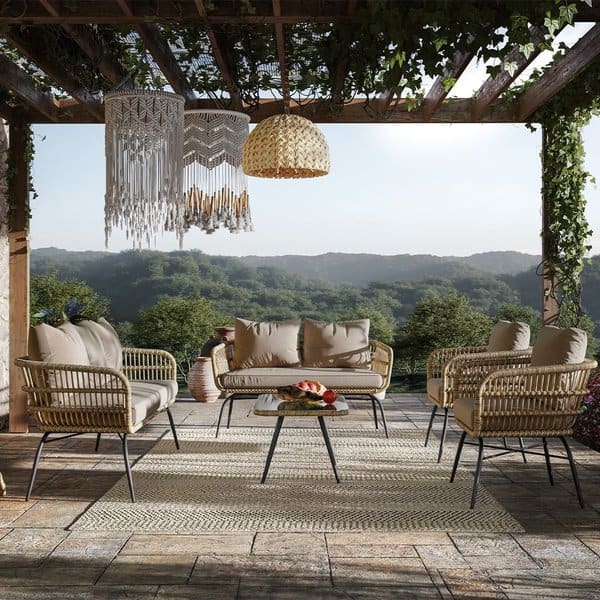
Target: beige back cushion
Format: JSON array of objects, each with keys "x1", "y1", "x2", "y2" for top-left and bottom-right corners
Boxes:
[
  {"x1": 531, "y1": 326, "x2": 588, "y2": 366},
  {"x1": 34, "y1": 322, "x2": 90, "y2": 366},
  {"x1": 77, "y1": 318, "x2": 122, "y2": 371},
  {"x1": 233, "y1": 318, "x2": 301, "y2": 369},
  {"x1": 303, "y1": 318, "x2": 371, "y2": 368},
  {"x1": 487, "y1": 320, "x2": 531, "y2": 352},
  {"x1": 75, "y1": 321, "x2": 109, "y2": 367}
]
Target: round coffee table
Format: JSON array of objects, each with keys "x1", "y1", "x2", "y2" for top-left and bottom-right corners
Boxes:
[{"x1": 253, "y1": 394, "x2": 349, "y2": 484}]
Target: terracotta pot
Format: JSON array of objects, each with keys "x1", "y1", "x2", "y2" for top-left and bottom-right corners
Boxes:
[
  {"x1": 200, "y1": 325, "x2": 236, "y2": 357},
  {"x1": 187, "y1": 357, "x2": 220, "y2": 403}
]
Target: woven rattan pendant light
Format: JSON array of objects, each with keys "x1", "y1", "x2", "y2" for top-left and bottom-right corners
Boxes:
[
  {"x1": 183, "y1": 109, "x2": 252, "y2": 234},
  {"x1": 104, "y1": 89, "x2": 185, "y2": 248},
  {"x1": 242, "y1": 114, "x2": 330, "y2": 178}
]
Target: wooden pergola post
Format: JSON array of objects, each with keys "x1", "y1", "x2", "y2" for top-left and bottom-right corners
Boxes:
[
  {"x1": 541, "y1": 125, "x2": 559, "y2": 326},
  {"x1": 8, "y1": 118, "x2": 30, "y2": 433}
]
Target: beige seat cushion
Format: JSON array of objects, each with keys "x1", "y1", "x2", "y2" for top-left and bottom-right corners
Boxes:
[
  {"x1": 233, "y1": 318, "x2": 301, "y2": 369},
  {"x1": 453, "y1": 396, "x2": 476, "y2": 429},
  {"x1": 130, "y1": 380, "x2": 178, "y2": 425},
  {"x1": 487, "y1": 320, "x2": 531, "y2": 352},
  {"x1": 531, "y1": 326, "x2": 587, "y2": 367},
  {"x1": 303, "y1": 318, "x2": 371, "y2": 368},
  {"x1": 77, "y1": 318, "x2": 123, "y2": 371},
  {"x1": 427, "y1": 377, "x2": 442, "y2": 403},
  {"x1": 34, "y1": 322, "x2": 89, "y2": 366},
  {"x1": 221, "y1": 367, "x2": 383, "y2": 390}
]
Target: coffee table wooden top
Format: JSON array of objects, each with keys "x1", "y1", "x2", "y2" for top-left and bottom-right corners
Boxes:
[{"x1": 253, "y1": 394, "x2": 349, "y2": 417}]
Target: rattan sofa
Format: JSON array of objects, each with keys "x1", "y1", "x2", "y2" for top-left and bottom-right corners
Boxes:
[
  {"x1": 211, "y1": 338, "x2": 393, "y2": 437},
  {"x1": 16, "y1": 319, "x2": 180, "y2": 503}
]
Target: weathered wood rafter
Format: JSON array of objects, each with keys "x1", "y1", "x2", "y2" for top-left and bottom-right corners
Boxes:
[
  {"x1": 115, "y1": 0, "x2": 196, "y2": 101},
  {"x1": 471, "y1": 25, "x2": 548, "y2": 121},
  {"x1": 2, "y1": 28, "x2": 103, "y2": 121},
  {"x1": 194, "y1": 0, "x2": 242, "y2": 110},
  {"x1": 272, "y1": 0, "x2": 290, "y2": 111},
  {"x1": 518, "y1": 24, "x2": 600, "y2": 120}
]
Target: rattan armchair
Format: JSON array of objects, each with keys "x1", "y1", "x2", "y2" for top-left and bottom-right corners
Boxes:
[
  {"x1": 16, "y1": 347, "x2": 180, "y2": 503},
  {"x1": 450, "y1": 353, "x2": 596, "y2": 509}
]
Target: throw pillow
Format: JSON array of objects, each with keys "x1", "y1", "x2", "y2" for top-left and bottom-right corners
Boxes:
[
  {"x1": 303, "y1": 318, "x2": 371, "y2": 368},
  {"x1": 75, "y1": 321, "x2": 107, "y2": 367},
  {"x1": 34, "y1": 322, "x2": 90, "y2": 366},
  {"x1": 77, "y1": 318, "x2": 123, "y2": 371},
  {"x1": 233, "y1": 318, "x2": 301, "y2": 369},
  {"x1": 531, "y1": 326, "x2": 587, "y2": 366},
  {"x1": 487, "y1": 320, "x2": 531, "y2": 352}
]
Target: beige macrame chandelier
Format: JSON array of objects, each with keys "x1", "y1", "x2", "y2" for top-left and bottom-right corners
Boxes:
[
  {"x1": 183, "y1": 109, "x2": 252, "y2": 234},
  {"x1": 242, "y1": 114, "x2": 330, "y2": 178},
  {"x1": 104, "y1": 89, "x2": 185, "y2": 248}
]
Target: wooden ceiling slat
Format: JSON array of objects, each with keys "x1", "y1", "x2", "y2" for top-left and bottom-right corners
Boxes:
[
  {"x1": 421, "y1": 49, "x2": 474, "y2": 120},
  {"x1": 272, "y1": 0, "x2": 290, "y2": 112},
  {"x1": 0, "y1": 54, "x2": 58, "y2": 121},
  {"x1": 194, "y1": 0, "x2": 243, "y2": 111},
  {"x1": 2, "y1": 29, "x2": 103, "y2": 121},
  {"x1": 39, "y1": 0, "x2": 126, "y2": 85},
  {"x1": 471, "y1": 25, "x2": 547, "y2": 121},
  {"x1": 330, "y1": 0, "x2": 357, "y2": 110},
  {"x1": 115, "y1": 0, "x2": 196, "y2": 102},
  {"x1": 518, "y1": 24, "x2": 600, "y2": 120}
]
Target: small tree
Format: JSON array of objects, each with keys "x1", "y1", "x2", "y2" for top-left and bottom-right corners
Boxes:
[
  {"x1": 396, "y1": 294, "x2": 492, "y2": 373},
  {"x1": 344, "y1": 306, "x2": 396, "y2": 346},
  {"x1": 31, "y1": 272, "x2": 109, "y2": 325},
  {"x1": 132, "y1": 296, "x2": 223, "y2": 380}
]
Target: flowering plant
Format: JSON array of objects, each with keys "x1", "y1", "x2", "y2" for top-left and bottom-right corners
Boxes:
[{"x1": 573, "y1": 372, "x2": 600, "y2": 452}]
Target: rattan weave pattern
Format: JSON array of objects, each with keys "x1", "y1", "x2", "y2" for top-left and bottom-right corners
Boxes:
[{"x1": 71, "y1": 427, "x2": 522, "y2": 533}]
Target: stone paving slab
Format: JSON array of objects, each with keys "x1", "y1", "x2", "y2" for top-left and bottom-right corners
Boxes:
[
  {"x1": 98, "y1": 554, "x2": 197, "y2": 586},
  {"x1": 121, "y1": 533, "x2": 253, "y2": 556}
]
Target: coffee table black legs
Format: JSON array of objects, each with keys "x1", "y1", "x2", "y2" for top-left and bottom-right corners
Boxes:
[
  {"x1": 318, "y1": 416, "x2": 340, "y2": 483},
  {"x1": 261, "y1": 416, "x2": 285, "y2": 484},
  {"x1": 260, "y1": 416, "x2": 341, "y2": 484}
]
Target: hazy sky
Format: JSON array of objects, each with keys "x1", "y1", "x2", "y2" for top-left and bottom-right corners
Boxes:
[{"x1": 29, "y1": 24, "x2": 599, "y2": 258}]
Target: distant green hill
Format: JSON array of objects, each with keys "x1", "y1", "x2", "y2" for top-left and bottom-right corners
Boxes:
[{"x1": 240, "y1": 251, "x2": 540, "y2": 285}]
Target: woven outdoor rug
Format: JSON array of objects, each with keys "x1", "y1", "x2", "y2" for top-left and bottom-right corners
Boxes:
[{"x1": 71, "y1": 426, "x2": 523, "y2": 532}]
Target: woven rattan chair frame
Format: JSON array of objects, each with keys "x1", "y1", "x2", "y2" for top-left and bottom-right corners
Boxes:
[
  {"x1": 15, "y1": 347, "x2": 179, "y2": 503},
  {"x1": 425, "y1": 346, "x2": 533, "y2": 462},
  {"x1": 449, "y1": 357, "x2": 597, "y2": 509},
  {"x1": 211, "y1": 339, "x2": 393, "y2": 438}
]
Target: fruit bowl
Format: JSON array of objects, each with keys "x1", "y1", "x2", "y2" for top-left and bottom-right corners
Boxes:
[{"x1": 277, "y1": 379, "x2": 327, "y2": 402}]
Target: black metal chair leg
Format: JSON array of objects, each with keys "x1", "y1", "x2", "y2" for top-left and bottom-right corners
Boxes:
[
  {"x1": 437, "y1": 408, "x2": 449, "y2": 463},
  {"x1": 502, "y1": 437, "x2": 508, "y2": 448},
  {"x1": 518, "y1": 437, "x2": 528, "y2": 463},
  {"x1": 26, "y1": 432, "x2": 49, "y2": 501},
  {"x1": 372, "y1": 396, "x2": 389, "y2": 439},
  {"x1": 215, "y1": 396, "x2": 232, "y2": 438},
  {"x1": 470, "y1": 437, "x2": 485, "y2": 509},
  {"x1": 370, "y1": 396, "x2": 379, "y2": 430},
  {"x1": 450, "y1": 431, "x2": 467, "y2": 483},
  {"x1": 227, "y1": 396, "x2": 234, "y2": 428},
  {"x1": 122, "y1": 434, "x2": 136, "y2": 503},
  {"x1": 94, "y1": 433, "x2": 101, "y2": 452},
  {"x1": 542, "y1": 436, "x2": 554, "y2": 486},
  {"x1": 166, "y1": 407, "x2": 180, "y2": 450},
  {"x1": 559, "y1": 436, "x2": 584, "y2": 508},
  {"x1": 318, "y1": 416, "x2": 340, "y2": 483},
  {"x1": 261, "y1": 416, "x2": 284, "y2": 484},
  {"x1": 424, "y1": 405, "x2": 437, "y2": 447}
]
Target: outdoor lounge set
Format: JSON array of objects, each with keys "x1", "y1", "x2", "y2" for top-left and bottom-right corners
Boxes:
[{"x1": 12, "y1": 316, "x2": 595, "y2": 509}]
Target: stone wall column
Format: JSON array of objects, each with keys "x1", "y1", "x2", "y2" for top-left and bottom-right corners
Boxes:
[{"x1": 0, "y1": 123, "x2": 8, "y2": 428}]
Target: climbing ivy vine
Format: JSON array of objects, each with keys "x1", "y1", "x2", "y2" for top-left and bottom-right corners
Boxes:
[{"x1": 5, "y1": 122, "x2": 36, "y2": 229}]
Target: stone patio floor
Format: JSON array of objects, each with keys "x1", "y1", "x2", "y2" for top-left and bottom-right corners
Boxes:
[{"x1": 0, "y1": 393, "x2": 599, "y2": 599}]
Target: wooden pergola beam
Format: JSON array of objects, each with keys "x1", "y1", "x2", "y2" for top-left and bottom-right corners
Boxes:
[
  {"x1": 518, "y1": 24, "x2": 600, "y2": 120},
  {"x1": 272, "y1": 0, "x2": 290, "y2": 111},
  {"x1": 422, "y1": 49, "x2": 474, "y2": 120},
  {"x1": 115, "y1": 0, "x2": 196, "y2": 102},
  {"x1": 2, "y1": 29, "x2": 103, "y2": 121},
  {"x1": 0, "y1": 54, "x2": 58, "y2": 121},
  {"x1": 39, "y1": 0, "x2": 126, "y2": 85},
  {"x1": 472, "y1": 25, "x2": 547, "y2": 121},
  {"x1": 194, "y1": 0, "x2": 242, "y2": 110},
  {"x1": 330, "y1": 0, "x2": 357, "y2": 109}
]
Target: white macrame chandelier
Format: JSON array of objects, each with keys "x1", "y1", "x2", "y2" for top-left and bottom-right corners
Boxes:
[
  {"x1": 104, "y1": 89, "x2": 185, "y2": 248},
  {"x1": 183, "y1": 109, "x2": 252, "y2": 234}
]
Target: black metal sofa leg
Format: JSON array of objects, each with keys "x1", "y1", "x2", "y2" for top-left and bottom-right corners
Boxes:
[
  {"x1": 166, "y1": 407, "x2": 180, "y2": 450},
  {"x1": 559, "y1": 436, "x2": 585, "y2": 509},
  {"x1": 450, "y1": 431, "x2": 466, "y2": 483},
  {"x1": 121, "y1": 434, "x2": 136, "y2": 503},
  {"x1": 371, "y1": 396, "x2": 389, "y2": 439},
  {"x1": 437, "y1": 408, "x2": 449, "y2": 463},
  {"x1": 424, "y1": 405, "x2": 437, "y2": 447},
  {"x1": 370, "y1": 397, "x2": 379, "y2": 430},
  {"x1": 95, "y1": 433, "x2": 101, "y2": 452},
  {"x1": 215, "y1": 396, "x2": 232, "y2": 438},
  {"x1": 26, "y1": 432, "x2": 49, "y2": 501},
  {"x1": 470, "y1": 437, "x2": 485, "y2": 510},
  {"x1": 542, "y1": 437, "x2": 554, "y2": 486}
]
